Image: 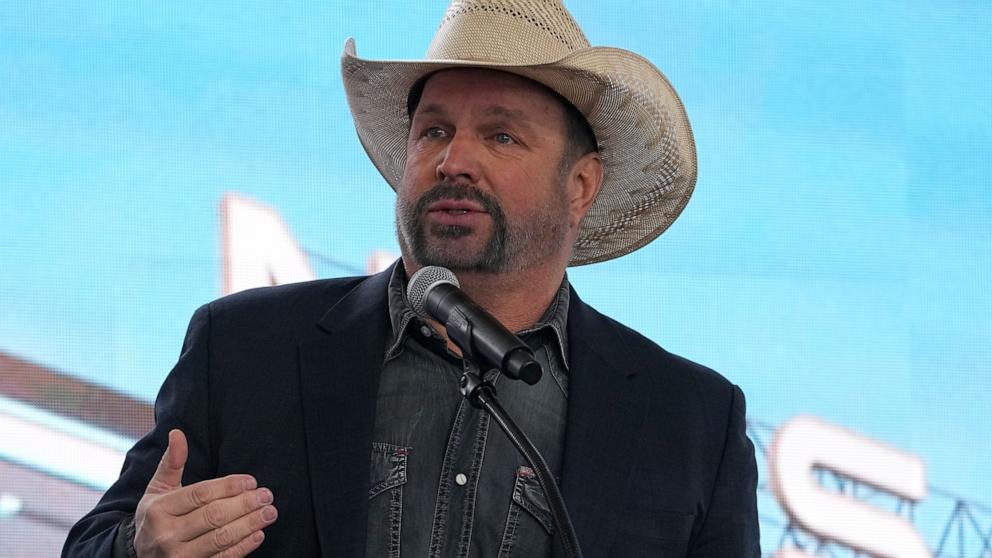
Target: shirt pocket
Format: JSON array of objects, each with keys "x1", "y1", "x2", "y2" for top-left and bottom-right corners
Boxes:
[
  {"x1": 498, "y1": 465, "x2": 554, "y2": 558},
  {"x1": 367, "y1": 442, "x2": 410, "y2": 558},
  {"x1": 369, "y1": 442, "x2": 409, "y2": 498}
]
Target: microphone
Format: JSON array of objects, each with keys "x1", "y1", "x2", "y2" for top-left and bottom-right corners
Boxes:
[{"x1": 407, "y1": 266, "x2": 543, "y2": 385}]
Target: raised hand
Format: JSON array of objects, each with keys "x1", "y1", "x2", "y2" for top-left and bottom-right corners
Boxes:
[{"x1": 132, "y1": 429, "x2": 278, "y2": 557}]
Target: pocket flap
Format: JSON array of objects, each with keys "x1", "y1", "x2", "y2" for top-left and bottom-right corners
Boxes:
[
  {"x1": 511, "y1": 465, "x2": 554, "y2": 534},
  {"x1": 369, "y1": 442, "x2": 410, "y2": 498}
]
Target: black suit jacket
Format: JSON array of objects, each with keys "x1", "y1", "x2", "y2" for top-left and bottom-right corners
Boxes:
[{"x1": 63, "y1": 268, "x2": 759, "y2": 557}]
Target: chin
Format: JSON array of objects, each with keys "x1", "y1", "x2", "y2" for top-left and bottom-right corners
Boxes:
[{"x1": 418, "y1": 249, "x2": 500, "y2": 273}]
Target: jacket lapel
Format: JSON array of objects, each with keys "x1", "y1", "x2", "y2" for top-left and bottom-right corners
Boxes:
[
  {"x1": 556, "y1": 291, "x2": 649, "y2": 558},
  {"x1": 299, "y1": 268, "x2": 392, "y2": 558},
  {"x1": 297, "y1": 272, "x2": 646, "y2": 557}
]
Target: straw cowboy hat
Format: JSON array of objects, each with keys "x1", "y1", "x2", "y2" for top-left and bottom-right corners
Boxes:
[{"x1": 341, "y1": 0, "x2": 696, "y2": 265}]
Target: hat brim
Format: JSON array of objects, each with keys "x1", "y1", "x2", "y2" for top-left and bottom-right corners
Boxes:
[{"x1": 341, "y1": 38, "x2": 696, "y2": 266}]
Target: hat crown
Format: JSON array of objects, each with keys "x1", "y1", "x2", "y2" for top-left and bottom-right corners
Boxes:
[
  {"x1": 341, "y1": 0, "x2": 697, "y2": 265},
  {"x1": 426, "y1": 0, "x2": 591, "y2": 64}
]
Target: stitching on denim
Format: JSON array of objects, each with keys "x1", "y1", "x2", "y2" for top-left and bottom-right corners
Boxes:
[
  {"x1": 455, "y1": 411, "x2": 492, "y2": 558},
  {"x1": 369, "y1": 442, "x2": 410, "y2": 498},
  {"x1": 545, "y1": 348, "x2": 569, "y2": 398},
  {"x1": 427, "y1": 398, "x2": 469, "y2": 557},
  {"x1": 388, "y1": 485, "x2": 403, "y2": 558},
  {"x1": 382, "y1": 310, "x2": 416, "y2": 363},
  {"x1": 515, "y1": 279, "x2": 570, "y2": 368},
  {"x1": 497, "y1": 495, "x2": 522, "y2": 558},
  {"x1": 511, "y1": 471, "x2": 555, "y2": 534}
]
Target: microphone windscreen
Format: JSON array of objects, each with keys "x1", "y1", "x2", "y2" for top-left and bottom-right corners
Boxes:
[{"x1": 407, "y1": 265, "x2": 459, "y2": 317}]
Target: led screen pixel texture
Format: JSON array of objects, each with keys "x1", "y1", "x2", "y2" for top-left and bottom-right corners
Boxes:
[{"x1": 0, "y1": 1, "x2": 990, "y2": 555}]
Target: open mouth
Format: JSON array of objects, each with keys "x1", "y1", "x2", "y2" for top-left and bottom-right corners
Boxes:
[
  {"x1": 427, "y1": 200, "x2": 488, "y2": 215},
  {"x1": 424, "y1": 199, "x2": 490, "y2": 228}
]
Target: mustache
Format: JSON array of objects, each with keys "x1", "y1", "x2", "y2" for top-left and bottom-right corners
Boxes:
[{"x1": 413, "y1": 181, "x2": 503, "y2": 217}]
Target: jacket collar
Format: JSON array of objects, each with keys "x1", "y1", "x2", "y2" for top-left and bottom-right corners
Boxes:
[
  {"x1": 555, "y1": 289, "x2": 648, "y2": 557},
  {"x1": 303, "y1": 265, "x2": 393, "y2": 558}
]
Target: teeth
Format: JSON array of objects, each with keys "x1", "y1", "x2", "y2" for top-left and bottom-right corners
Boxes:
[{"x1": 446, "y1": 209, "x2": 469, "y2": 214}]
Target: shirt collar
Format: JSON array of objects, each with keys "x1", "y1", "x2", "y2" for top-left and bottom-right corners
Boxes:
[{"x1": 384, "y1": 263, "x2": 570, "y2": 369}]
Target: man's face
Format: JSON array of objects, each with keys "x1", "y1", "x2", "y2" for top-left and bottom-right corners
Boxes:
[{"x1": 397, "y1": 68, "x2": 575, "y2": 274}]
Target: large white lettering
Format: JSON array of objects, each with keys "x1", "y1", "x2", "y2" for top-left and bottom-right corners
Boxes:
[
  {"x1": 770, "y1": 416, "x2": 930, "y2": 558},
  {"x1": 220, "y1": 193, "x2": 316, "y2": 295}
]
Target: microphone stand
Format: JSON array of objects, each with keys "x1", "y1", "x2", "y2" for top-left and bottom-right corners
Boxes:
[{"x1": 459, "y1": 370, "x2": 584, "y2": 558}]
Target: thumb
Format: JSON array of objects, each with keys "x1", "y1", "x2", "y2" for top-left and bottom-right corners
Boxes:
[{"x1": 145, "y1": 429, "x2": 188, "y2": 495}]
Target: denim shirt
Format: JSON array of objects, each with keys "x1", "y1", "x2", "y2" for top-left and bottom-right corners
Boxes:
[{"x1": 366, "y1": 265, "x2": 570, "y2": 558}]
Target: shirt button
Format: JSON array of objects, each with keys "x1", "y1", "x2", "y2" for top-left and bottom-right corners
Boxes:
[
  {"x1": 455, "y1": 473, "x2": 468, "y2": 486},
  {"x1": 419, "y1": 325, "x2": 433, "y2": 337}
]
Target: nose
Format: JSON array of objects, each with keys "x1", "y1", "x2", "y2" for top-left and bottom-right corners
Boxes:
[{"x1": 436, "y1": 133, "x2": 481, "y2": 184}]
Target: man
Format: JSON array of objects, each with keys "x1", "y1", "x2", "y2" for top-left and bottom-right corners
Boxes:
[{"x1": 64, "y1": 1, "x2": 759, "y2": 556}]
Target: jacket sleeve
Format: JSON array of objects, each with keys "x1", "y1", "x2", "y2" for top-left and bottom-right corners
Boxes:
[
  {"x1": 689, "y1": 384, "x2": 761, "y2": 556},
  {"x1": 62, "y1": 304, "x2": 216, "y2": 557}
]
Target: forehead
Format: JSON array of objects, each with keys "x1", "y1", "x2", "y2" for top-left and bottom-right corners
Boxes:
[{"x1": 415, "y1": 68, "x2": 567, "y2": 121}]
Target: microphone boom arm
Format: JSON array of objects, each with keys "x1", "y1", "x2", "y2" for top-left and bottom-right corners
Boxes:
[{"x1": 460, "y1": 370, "x2": 584, "y2": 558}]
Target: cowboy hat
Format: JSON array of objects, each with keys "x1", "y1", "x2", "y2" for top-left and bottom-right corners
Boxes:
[{"x1": 341, "y1": 0, "x2": 696, "y2": 265}]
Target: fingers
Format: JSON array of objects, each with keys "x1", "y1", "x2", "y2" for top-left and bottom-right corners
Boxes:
[
  {"x1": 161, "y1": 474, "x2": 259, "y2": 517},
  {"x1": 174, "y1": 485, "x2": 272, "y2": 541},
  {"x1": 135, "y1": 473, "x2": 274, "y2": 557},
  {"x1": 145, "y1": 429, "x2": 189, "y2": 495},
  {"x1": 212, "y1": 530, "x2": 266, "y2": 558},
  {"x1": 134, "y1": 430, "x2": 277, "y2": 557},
  {"x1": 191, "y1": 500, "x2": 277, "y2": 557}
]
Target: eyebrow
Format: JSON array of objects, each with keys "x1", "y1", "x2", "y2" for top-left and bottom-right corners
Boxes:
[
  {"x1": 412, "y1": 102, "x2": 543, "y2": 141},
  {"x1": 483, "y1": 105, "x2": 528, "y2": 121},
  {"x1": 415, "y1": 103, "x2": 533, "y2": 124},
  {"x1": 415, "y1": 103, "x2": 447, "y2": 117}
]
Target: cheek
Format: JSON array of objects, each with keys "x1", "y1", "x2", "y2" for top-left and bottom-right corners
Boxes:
[
  {"x1": 503, "y1": 166, "x2": 563, "y2": 207},
  {"x1": 401, "y1": 153, "x2": 435, "y2": 192},
  {"x1": 494, "y1": 160, "x2": 538, "y2": 191}
]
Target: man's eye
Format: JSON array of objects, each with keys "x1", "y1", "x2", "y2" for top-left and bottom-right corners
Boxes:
[
  {"x1": 493, "y1": 132, "x2": 515, "y2": 144},
  {"x1": 424, "y1": 127, "x2": 447, "y2": 139}
]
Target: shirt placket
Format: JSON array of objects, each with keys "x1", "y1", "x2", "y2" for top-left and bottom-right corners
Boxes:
[{"x1": 426, "y1": 360, "x2": 494, "y2": 558}]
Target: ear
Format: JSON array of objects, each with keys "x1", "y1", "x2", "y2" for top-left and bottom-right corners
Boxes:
[{"x1": 565, "y1": 151, "x2": 604, "y2": 230}]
